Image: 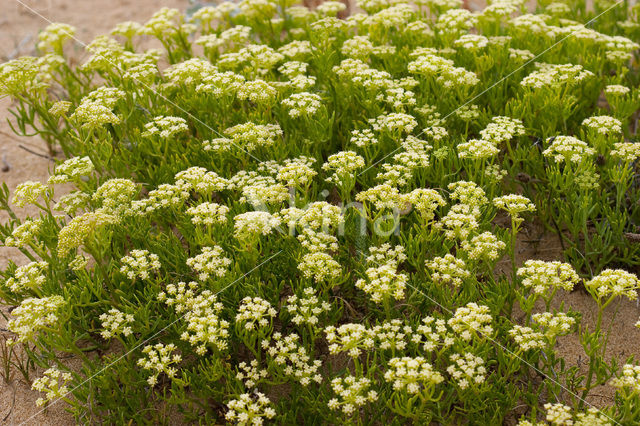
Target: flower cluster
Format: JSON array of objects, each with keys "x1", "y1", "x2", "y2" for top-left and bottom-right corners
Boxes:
[
  {"x1": 325, "y1": 323, "x2": 374, "y2": 358},
  {"x1": 447, "y1": 353, "x2": 486, "y2": 390},
  {"x1": 6, "y1": 261, "x2": 48, "y2": 292},
  {"x1": 281, "y1": 92, "x2": 322, "y2": 118},
  {"x1": 32, "y1": 368, "x2": 73, "y2": 407},
  {"x1": 236, "y1": 297, "x2": 277, "y2": 331},
  {"x1": 47, "y1": 156, "x2": 94, "y2": 184},
  {"x1": 585, "y1": 269, "x2": 639, "y2": 302},
  {"x1": 142, "y1": 116, "x2": 189, "y2": 138},
  {"x1": 57, "y1": 211, "x2": 118, "y2": 257},
  {"x1": 426, "y1": 254, "x2": 470, "y2": 288},
  {"x1": 234, "y1": 211, "x2": 281, "y2": 242},
  {"x1": 4, "y1": 219, "x2": 42, "y2": 248},
  {"x1": 120, "y1": 249, "x2": 161, "y2": 280},
  {"x1": 327, "y1": 375, "x2": 378, "y2": 416},
  {"x1": 298, "y1": 251, "x2": 342, "y2": 283},
  {"x1": 187, "y1": 202, "x2": 229, "y2": 226},
  {"x1": 543, "y1": 136, "x2": 595, "y2": 164},
  {"x1": 322, "y1": 151, "x2": 365, "y2": 190},
  {"x1": 384, "y1": 357, "x2": 444, "y2": 394},
  {"x1": 611, "y1": 364, "x2": 640, "y2": 396},
  {"x1": 7, "y1": 296, "x2": 65, "y2": 343},
  {"x1": 137, "y1": 343, "x2": 181, "y2": 386},
  {"x1": 356, "y1": 244, "x2": 408, "y2": 303},
  {"x1": 158, "y1": 281, "x2": 230, "y2": 355},
  {"x1": 93, "y1": 178, "x2": 138, "y2": 217},
  {"x1": 493, "y1": 194, "x2": 536, "y2": 222},
  {"x1": 262, "y1": 332, "x2": 323, "y2": 385},
  {"x1": 284, "y1": 287, "x2": 331, "y2": 327},
  {"x1": 186, "y1": 246, "x2": 232, "y2": 281},
  {"x1": 225, "y1": 393, "x2": 276, "y2": 425},
  {"x1": 509, "y1": 325, "x2": 546, "y2": 351},
  {"x1": 448, "y1": 303, "x2": 493, "y2": 341},
  {"x1": 236, "y1": 360, "x2": 268, "y2": 388},
  {"x1": 582, "y1": 115, "x2": 622, "y2": 135},
  {"x1": 99, "y1": 308, "x2": 134, "y2": 339},
  {"x1": 12, "y1": 181, "x2": 49, "y2": 208},
  {"x1": 461, "y1": 232, "x2": 506, "y2": 262},
  {"x1": 224, "y1": 122, "x2": 283, "y2": 151},
  {"x1": 517, "y1": 260, "x2": 579, "y2": 296}
]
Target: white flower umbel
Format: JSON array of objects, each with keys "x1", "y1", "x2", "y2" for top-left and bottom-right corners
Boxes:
[
  {"x1": 373, "y1": 319, "x2": 413, "y2": 352},
  {"x1": 356, "y1": 262, "x2": 407, "y2": 304},
  {"x1": 120, "y1": 249, "x2": 161, "y2": 280},
  {"x1": 93, "y1": 178, "x2": 138, "y2": 217},
  {"x1": 543, "y1": 135, "x2": 595, "y2": 164},
  {"x1": 4, "y1": 219, "x2": 42, "y2": 248},
  {"x1": 582, "y1": 115, "x2": 622, "y2": 135},
  {"x1": 7, "y1": 296, "x2": 65, "y2": 344},
  {"x1": 406, "y1": 188, "x2": 446, "y2": 222},
  {"x1": 448, "y1": 303, "x2": 493, "y2": 341},
  {"x1": 6, "y1": 261, "x2": 48, "y2": 293},
  {"x1": 137, "y1": 343, "x2": 181, "y2": 386},
  {"x1": 322, "y1": 151, "x2": 365, "y2": 197},
  {"x1": 186, "y1": 245, "x2": 232, "y2": 281},
  {"x1": 493, "y1": 194, "x2": 536, "y2": 225},
  {"x1": 461, "y1": 232, "x2": 506, "y2": 262},
  {"x1": 457, "y1": 139, "x2": 499, "y2": 160},
  {"x1": 234, "y1": 211, "x2": 281, "y2": 242},
  {"x1": 412, "y1": 316, "x2": 455, "y2": 353},
  {"x1": 298, "y1": 252, "x2": 342, "y2": 284},
  {"x1": 531, "y1": 312, "x2": 575, "y2": 343},
  {"x1": 517, "y1": 260, "x2": 579, "y2": 296},
  {"x1": 225, "y1": 392, "x2": 276, "y2": 425},
  {"x1": 544, "y1": 403, "x2": 573, "y2": 425},
  {"x1": 32, "y1": 368, "x2": 73, "y2": 407},
  {"x1": 585, "y1": 269, "x2": 639, "y2": 304},
  {"x1": 384, "y1": 357, "x2": 444, "y2": 395},
  {"x1": 187, "y1": 202, "x2": 229, "y2": 226},
  {"x1": 281, "y1": 92, "x2": 322, "y2": 118},
  {"x1": 611, "y1": 364, "x2": 640, "y2": 397},
  {"x1": 236, "y1": 359, "x2": 268, "y2": 389},
  {"x1": 262, "y1": 332, "x2": 322, "y2": 386},
  {"x1": 236, "y1": 297, "x2": 277, "y2": 331},
  {"x1": 327, "y1": 375, "x2": 378, "y2": 417},
  {"x1": 611, "y1": 142, "x2": 640, "y2": 163},
  {"x1": 325, "y1": 323, "x2": 374, "y2": 358},
  {"x1": 479, "y1": 116, "x2": 525, "y2": 145},
  {"x1": 284, "y1": 287, "x2": 331, "y2": 328},
  {"x1": 99, "y1": 308, "x2": 134, "y2": 339},
  {"x1": 142, "y1": 115, "x2": 188, "y2": 138},
  {"x1": 47, "y1": 156, "x2": 94, "y2": 185},
  {"x1": 175, "y1": 167, "x2": 228, "y2": 195},
  {"x1": 12, "y1": 181, "x2": 50, "y2": 208},
  {"x1": 158, "y1": 281, "x2": 229, "y2": 355},
  {"x1": 447, "y1": 352, "x2": 487, "y2": 391},
  {"x1": 426, "y1": 254, "x2": 470, "y2": 288},
  {"x1": 509, "y1": 325, "x2": 546, "y2": 351}
]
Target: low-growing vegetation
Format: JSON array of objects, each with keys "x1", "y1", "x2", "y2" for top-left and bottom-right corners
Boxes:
[{"x1": 1, "y1": 0, "x2": 640, "y2": 424}]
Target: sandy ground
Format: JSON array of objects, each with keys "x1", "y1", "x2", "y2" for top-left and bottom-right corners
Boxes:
[{"x1": 0, "y1": 0, "x2": 638, "y2": 424}]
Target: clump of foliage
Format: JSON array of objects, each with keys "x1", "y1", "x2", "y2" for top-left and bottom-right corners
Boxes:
[{"x1": 2, "y1": 0, "x2": 640, "y2": 424}]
